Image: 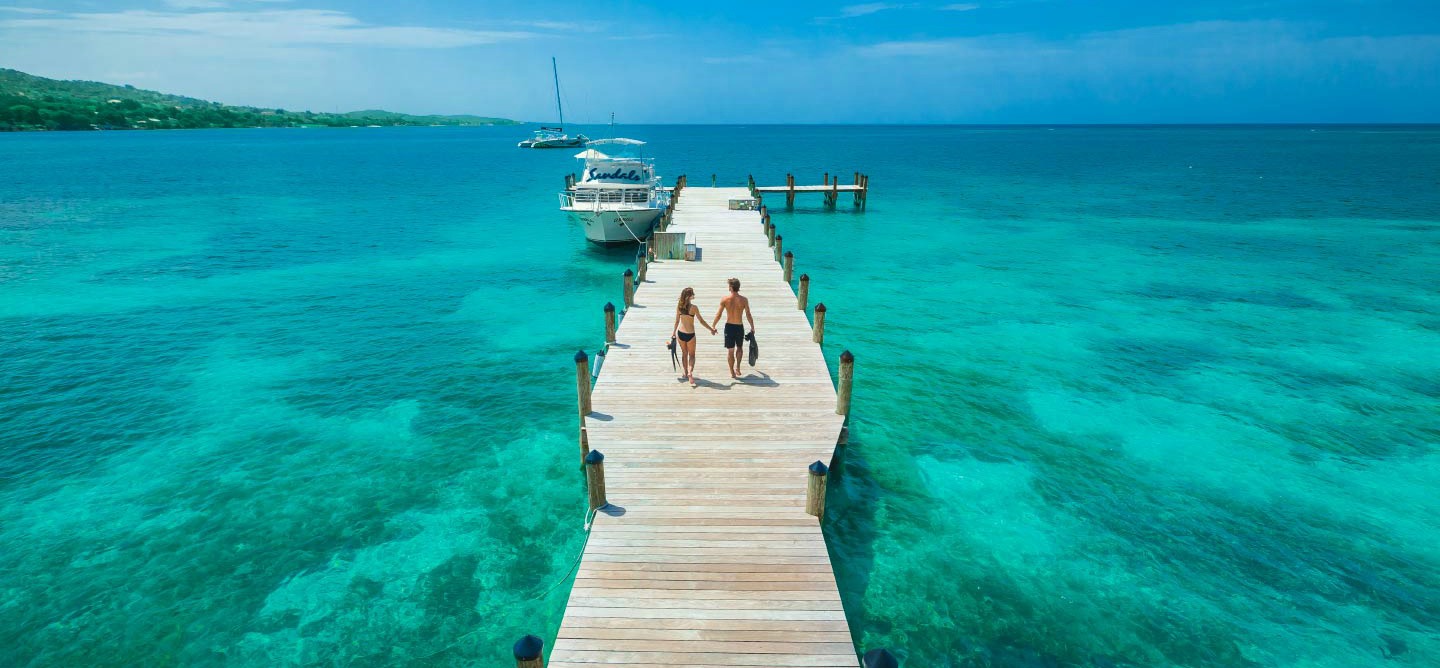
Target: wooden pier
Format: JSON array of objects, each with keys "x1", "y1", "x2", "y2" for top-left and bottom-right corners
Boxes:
[
  {"x1": 750, "y1": 173, "x2": 870, "y2": 210},
  {"x1": 542, "y1": 186, "x2": 871, "y2": 667}
]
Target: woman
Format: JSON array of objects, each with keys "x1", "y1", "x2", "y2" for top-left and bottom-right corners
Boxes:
[{"x1": 669, "y1": 287, "x2": 716, "y2": 386}]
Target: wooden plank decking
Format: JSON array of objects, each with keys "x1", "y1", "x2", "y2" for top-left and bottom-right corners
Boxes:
[{"x1": 548, "y1": 187, "x2": 857, "y2": 667}]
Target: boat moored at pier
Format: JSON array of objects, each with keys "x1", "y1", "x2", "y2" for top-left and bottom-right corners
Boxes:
[{"x1": 559, "y1": 138, "x2": 668, "y2": 245}]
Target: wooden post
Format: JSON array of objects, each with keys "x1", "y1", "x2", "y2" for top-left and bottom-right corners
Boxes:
[
  {"x1": 603, "y1": 302, "x2": 616, "y2": 344},
  {"x1": 813, "y1": 302, "x2": 826, "y2": 345},
  {"x1": 837, "y1": 350, "x2": 854, "y2": 418},
  {"x1": 622, "y1": 268, "x2": 634, "y2": 307},
  {"x1": 806, "y1": 460, "x2": 828, "y2": 518},
  {"x1": 574, "y1": 350, "x2": 591, "y2": 417},
  {"x1": 787, "y1": 173, "x2": 795, "y2": 208},
  {"x1": 797, "y1": 274, "x2": 809, "y2": 311},
  {"x1": 585, "y1": 449, "x2": 607, "y2": 510},
  {"x1": 862, "y1": 649, "x2": 898, "y2": 668},
  {"x1": 636, "y1": 249, "x2": 647, "y2": 283},
  {"x1": 830, "y1": 173, "x2": 839, "y2": 209},
  {"x1": 783, "y1": 251, "x2": 794, "y2": 284},
  {"x1": 862, "y1": 174, "x2": 869, "y2": 210},
  {"x1": 767, "y1": 222, "x2": 776, "y2": 248},
  {"x1": 774, "y1": 234, "x2": 782, "y2": 263},
  {"x1": 513, "y1": 634, "x2": 545, "y2": 668},
  {"x1": 578, "y1": 426, "x2": 590, "y2": 469}
]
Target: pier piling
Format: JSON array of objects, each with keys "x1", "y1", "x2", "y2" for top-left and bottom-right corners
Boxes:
[
  {"x1": 813, "y1": 302, "x2": 826, "y2": 344},
  {"x1": 783, "y1": 251, "x2": 794, "y2": 284},
  {"x1": 837, "y1": 350, "x2": 854, "y2": 418},
  {"x1": 797, "y1": 273, "x2": 809, "y2": 311},
  {"x1": 574, "y1": 350, "x2": 591, "y2": 417},
  {"x1": 806, "y1": 460, "x2": 829, "y2": 518},
  {"x1": 584, "y1": 450, "x2": 607, "y2": 510},
  {"x1": 578, "y1": 426, "x2": 589, "y2": 469},
  {"x1": 603, "y1": 302, "x2": 616, "y2": 344},
  {"x1": 622, "y1": 268, "x2": 634, "y2": 307},
  {"x1": 513, "y1": 634, "x2": 545, "y2": 668},
  {"x1": 774, "y1": 234, "x2": 783, "y2": 262}
]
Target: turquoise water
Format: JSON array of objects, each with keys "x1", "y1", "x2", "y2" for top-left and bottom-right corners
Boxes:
[{"x1": 2, "y1": 126, "x2": 1436, "y2": 667}]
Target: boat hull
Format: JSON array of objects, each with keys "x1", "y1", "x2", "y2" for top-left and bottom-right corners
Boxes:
[
  {"x1": 566, "y1": 207, "x2": 663, "y2": 245},
  {"x1": 519, "y1": 137, "x2": 588, "y2": 149}
]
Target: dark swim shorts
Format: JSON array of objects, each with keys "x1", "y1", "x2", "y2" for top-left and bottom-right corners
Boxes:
[{"x1": 724, "y1": 323, "x2": 745, "y2": 349}]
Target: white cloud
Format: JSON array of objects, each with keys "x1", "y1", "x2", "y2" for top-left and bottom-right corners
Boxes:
[
  {"x1": 0, "y1": 5, "x2": 57, "y2": 13},
  {"x1": 941, "y1": 3, "x2": 980, "y2": 11},
  {"x1": 0, "y1": 8, "x2": 534, "y2": 49},
  {"x1": 840, "y1": 3, "x2": 904, "y2": 18}
]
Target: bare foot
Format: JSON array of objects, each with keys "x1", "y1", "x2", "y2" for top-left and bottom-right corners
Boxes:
[{"x1": 689, "y1": 375, "x2": 698, "y2": 387}]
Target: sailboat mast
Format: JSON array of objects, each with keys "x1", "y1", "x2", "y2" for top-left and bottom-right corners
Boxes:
[{"x1": 552, "y1": 57, "x2": 564, "y2": 130}]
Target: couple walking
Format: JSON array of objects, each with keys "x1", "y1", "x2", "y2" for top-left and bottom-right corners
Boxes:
[{"x1": 669, "y1": 277, "x2": 755, "y2": 387}]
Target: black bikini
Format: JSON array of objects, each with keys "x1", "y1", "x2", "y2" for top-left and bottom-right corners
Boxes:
[{"x1": 676, "y1": 305, "x2": 696, "y2": 342}]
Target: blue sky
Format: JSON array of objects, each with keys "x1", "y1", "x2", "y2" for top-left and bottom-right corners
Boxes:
[{"x1": 1, "y1": 1, "x2": 1437, "y2": 122}]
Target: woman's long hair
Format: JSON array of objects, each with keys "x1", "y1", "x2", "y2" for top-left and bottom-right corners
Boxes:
[{"x1": 677, "y1": 287, "x2": 695, "y2": 315}]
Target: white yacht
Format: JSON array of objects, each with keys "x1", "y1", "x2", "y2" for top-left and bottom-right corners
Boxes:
[{"x1": 559, "y1": 138, "x2": 668, "y2": 245}]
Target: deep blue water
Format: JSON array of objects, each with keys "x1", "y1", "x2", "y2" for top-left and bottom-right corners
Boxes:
[{"x1": 1, "y1": 125, "x2": 1437, "y2": 667}]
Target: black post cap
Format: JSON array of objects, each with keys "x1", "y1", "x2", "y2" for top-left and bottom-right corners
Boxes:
[
  {"x1": 574, "y1": 350, "x2": 587, "y2": 363},
  {"x1": 775, "y1": 235, "x2": 783, "y2": 241},
  {"x1": 799, "y1": 274, "x2": 809, "y2": 281},
  {"x1": 604, "y1": 302, "x2": 615, "y2": 312},
  {"x1": 513, "y1": 634, "x2": 544, "y2": 661},
  {"x1": 862, "y1": 648, "x2": 898, "y2": 668},
  {"x1": 841, "y1": 350, "x2": 854, "y2": 363},
  {"x1": 809, "y1": 460, "x2": 828, "y2": 476},
  {"x1": 585, "y1": 450, "x2": 604, "y2": 465},
  {"x1": 623, "y1": 268, "x2": 633, "y2": 277},
  {"x1": 815, "y1": 303, "x2": 826, "y2": 312},
  {"x1": 784, "y1": 251, "x2": 793, "y2": 258}
]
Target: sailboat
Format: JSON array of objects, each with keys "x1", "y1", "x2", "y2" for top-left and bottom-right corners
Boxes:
[{"x1": 518, "y1": 57, "x2": 588, "y2": 149}]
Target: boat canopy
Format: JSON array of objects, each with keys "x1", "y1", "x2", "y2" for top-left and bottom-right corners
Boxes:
[
  {"x1": 587, "y1": 137, "x2": 645, "y2": 146},
  {"x1": 573, "y1": 148, "x2": 612, "y2": 160}
]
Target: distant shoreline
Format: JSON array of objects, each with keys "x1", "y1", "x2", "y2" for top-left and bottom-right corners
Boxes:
[
  {"x1": 0, "y1": 123, "x2": 523, "y2": 134},
  {"x1": 1, "y1": 67, "x2": 521, "y2": 132}
]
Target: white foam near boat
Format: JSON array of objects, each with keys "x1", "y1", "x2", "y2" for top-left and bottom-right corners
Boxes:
[{"x1": 559, "y1": 138, "x2": 668, "y2": 245}]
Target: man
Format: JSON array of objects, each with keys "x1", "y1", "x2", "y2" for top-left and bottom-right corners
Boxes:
[{"x1": 711, "y1": 277, "x2": 755, "y2": 379}]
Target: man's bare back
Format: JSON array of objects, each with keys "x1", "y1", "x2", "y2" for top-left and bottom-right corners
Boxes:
[{"x1": 719, "y1": 293, "x2": 749, "y2": 324}]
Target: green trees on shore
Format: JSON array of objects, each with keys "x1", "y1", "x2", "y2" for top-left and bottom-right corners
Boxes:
[{"x1": 0, "y1": 68, "x2": 518, "y2": 132}]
